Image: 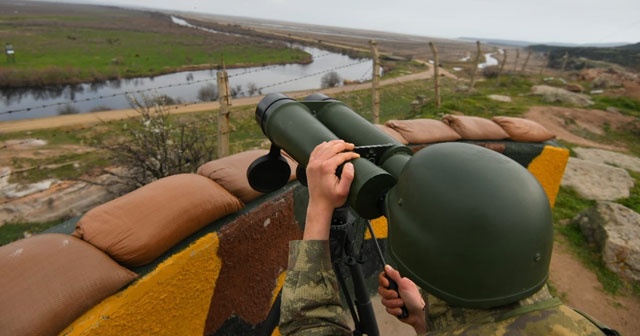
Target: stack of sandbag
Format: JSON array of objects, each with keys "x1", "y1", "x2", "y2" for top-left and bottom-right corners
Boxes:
[
  {"x1": 197, "y1": 149, "x2": 298, "y2": 204},
  {"x1": 0, "y1": 234, "x2": 138, "y2": 336},
  {"x1": 72, "y1": 174, "x2": 244, "y2": 267},
  {"x1": 379, "y1": 115, "x2": 555, "y2": 145},
  {"x1": 1, "y1": 173, "x2": 247, "y2": 335}
]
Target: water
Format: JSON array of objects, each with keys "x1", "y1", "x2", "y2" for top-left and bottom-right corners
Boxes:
[{"x1": 0, "y1": 20, "x2": 374, "y2": 122}]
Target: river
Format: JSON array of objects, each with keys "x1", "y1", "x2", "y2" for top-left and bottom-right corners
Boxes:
[{"x1": 0, "y1": 19, "x2": 374, "y2": 122}]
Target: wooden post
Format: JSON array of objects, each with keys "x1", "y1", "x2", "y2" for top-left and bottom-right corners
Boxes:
[
  {"x1": 429, "y1": 42, "x2": 441, "y2": 108},
  {"x1": 469, "y1": 41, "x2": 482, "y2": 89},
  {"x1": 539, "y1": 52, "x2": 550, "y2": 75},
  {"x1": 561, "y1": 52, "x2": 569, "y2": 72},
  {"x1": 521, "y1": 49, "x2": 532, "y2": 73},
  {"x1": 369, "y1": 40, "x2": 380, "y2": 124},
  {"x1": 512, "y1": 49, "x2": 520, "y2": 73},
  {"x1": 217, "y1": 63, "x2": 231, "y2": 158},
  {"x1": 496, "y1": 49, "x2": 508, "y2": 84}
]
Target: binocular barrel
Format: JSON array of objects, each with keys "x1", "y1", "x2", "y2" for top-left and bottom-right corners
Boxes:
[{"x1": 254, "y1": 93, "x2": 411, "y2": 219}]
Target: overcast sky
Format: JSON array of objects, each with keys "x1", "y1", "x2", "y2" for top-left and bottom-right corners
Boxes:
[{"x1": 77, "y1": 0, "x2": 639, "y2": 44}]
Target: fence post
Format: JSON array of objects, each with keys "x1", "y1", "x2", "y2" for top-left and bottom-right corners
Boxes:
[
  {"x1": 217, "y1": 64, "x2": 231, "y2": 158},
  {"x1": 429, "y1": 42, "x2": 441, "y2": 107},
  {"x1": 469, "y1": 40, "x2": 482, "y2": 89},
  {"x1": 512, "y1": 49, "x2": 520, "y2": 73},
  {"x1": 521, "y1": 49, "x2": 532, "y2": 73},
  {"x1": 369, "y1": 40, "x2": 380, "y2": 124},
  {"x1": 561, "y1": 52, "x2": 569, "y2": 72},
  {"x1": 496, "y1": 49, "x2": 508, "y2": 84},
  {"x1": 539, "y1": 52, "x2": 549, "y2": 75}
]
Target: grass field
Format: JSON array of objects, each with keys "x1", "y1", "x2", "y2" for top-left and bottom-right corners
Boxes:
[{"x1": 0, "y1": 2, "x2": 309, "y2": 87}]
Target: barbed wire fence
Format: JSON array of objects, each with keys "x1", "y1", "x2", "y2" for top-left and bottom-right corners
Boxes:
[{"x1": 0, "y1": 40, "x2": 555, "y2": 180}]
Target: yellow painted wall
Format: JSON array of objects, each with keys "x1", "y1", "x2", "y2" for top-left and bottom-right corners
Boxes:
[
  {"x1": 61, "y1": 233, "x2": 222, "y2": 336},
  {"x1": 527, "y1": 145, "x2": 570, "y2": 207}
]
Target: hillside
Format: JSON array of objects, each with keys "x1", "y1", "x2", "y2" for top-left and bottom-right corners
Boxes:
[{"x1": 530, "y1": 42, "x2": 640, "y2": 71}]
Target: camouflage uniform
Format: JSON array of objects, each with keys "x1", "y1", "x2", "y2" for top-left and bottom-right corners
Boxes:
[
  {"x1": 280, "y1": 240, "x2": 611, "y2": 336},
  {"x1": 279, "y1": 240, "x2": 351, "y2": 336},
  {"x1": 422, "y1": 287, "x2": 609, "y2": 335}
]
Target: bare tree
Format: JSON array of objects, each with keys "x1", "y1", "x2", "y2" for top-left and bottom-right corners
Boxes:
[{"x1": 100, "y1": 94, "x2": 217, "y2": 189}]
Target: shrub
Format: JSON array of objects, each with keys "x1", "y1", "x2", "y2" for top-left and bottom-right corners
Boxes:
[
  {"x1": 100, "y1": 94, "x2": 217, "y2": 189},
  {"x1": 197, "y1": 83, "x2": 219, "y2": 102},
  {"x1": 321, "y1": 71, "x2": 341, "y2": 88}
]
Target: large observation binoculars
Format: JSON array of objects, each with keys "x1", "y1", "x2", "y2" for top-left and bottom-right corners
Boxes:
[{"x1": 248, "y1": 92, "x2": 412, "y2": 219}]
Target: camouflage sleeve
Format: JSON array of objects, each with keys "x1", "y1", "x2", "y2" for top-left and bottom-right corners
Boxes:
[{"x1": 279, "y1": 240, "x2": 351, "y2": 336}]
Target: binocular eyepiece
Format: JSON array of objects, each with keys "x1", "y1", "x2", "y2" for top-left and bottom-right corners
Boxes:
[{"x1": 248, "y1": 93, "x2": 412, "y2": 219}]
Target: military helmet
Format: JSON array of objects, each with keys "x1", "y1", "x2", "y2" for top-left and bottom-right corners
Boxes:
[{"x1": 385, "y1": 142, "x2": 553, "y2": 309}]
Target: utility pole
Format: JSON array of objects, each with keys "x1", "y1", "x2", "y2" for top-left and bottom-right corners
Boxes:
[
  {"x1": 217, "y1": 60, "x2": 231, "y2": 158},
  {"x1": 429, "y1": 42, "x2": 441, "y2": 108},
  {"x1": 369, "y1": 40, "x2": 380, "y2": 124}
]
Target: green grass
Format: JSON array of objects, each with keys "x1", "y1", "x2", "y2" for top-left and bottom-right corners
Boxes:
[
  {"x1": 552, "y1": 187, "x2": 621, "y2": 294},
  {"x1": 0, "y1": 9, "x2": 309, "y2": 87},
  {"x1": 618, "y1": 171, "x2": 640, "y2": 213},
  {"x1": 553, "y1": 186, "x2": 640, "y2": 297},
  {"x1": 0, "y1": 220, "x2": 63, "y2": 246}
]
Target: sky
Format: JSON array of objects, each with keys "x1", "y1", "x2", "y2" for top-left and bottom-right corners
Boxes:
[{"x1": 71, "y1": 0, "x2": 640, "y2": 45}]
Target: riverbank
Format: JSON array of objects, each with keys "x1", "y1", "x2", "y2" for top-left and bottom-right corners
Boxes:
[
  {"x1": 0, "y1": 67, "x2": 437, "y2": 133},
  {"x1": 0, "y1": 2, "x2": 309, "y2": 88}
]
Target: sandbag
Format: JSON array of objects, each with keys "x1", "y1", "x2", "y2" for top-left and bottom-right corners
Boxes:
[
  {"x1": 0, "y1": 233, "x2": 137, "y2": 336},
  {"x1": 385, "y1": 119, "x2": 461, "y2": 144},
  {"x1": 374, "y1": 124, "x2": 409, "y2": 144},
  {"x1": 492, "y1": 116, "x2": 555, "y2": 142},
  {"x1": 442, "y1": 114, "x2": 509, "y2": 140},
  {"x1": 73, "y1": 174, "x2": 244, "y2": 266},
  {"x1": 197, "y1": 149, "x2": 297, "y2": 203}
]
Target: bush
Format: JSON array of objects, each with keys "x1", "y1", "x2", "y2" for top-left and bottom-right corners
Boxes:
[
  {"x1": 481, "y1": 65, "x2": 500, "y2": 79},
  {"x1": 321, "y1": 71, "x2": 341, "y2": 88},
  {"x1": 100, "y1": 94, "x2": 217, "y2": 188},
  {"x1": 197, "y1": 83, "x2": 218, "y2": 102}
]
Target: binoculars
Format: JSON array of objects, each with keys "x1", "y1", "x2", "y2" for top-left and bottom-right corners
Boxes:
[{"x1": 248, "y1": 93, "x2": 413, "y2": 219}]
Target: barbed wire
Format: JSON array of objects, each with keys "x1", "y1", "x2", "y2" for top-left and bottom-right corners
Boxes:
[{"x1": 0, "y1": 51, "x2": 343, "y2": 117}]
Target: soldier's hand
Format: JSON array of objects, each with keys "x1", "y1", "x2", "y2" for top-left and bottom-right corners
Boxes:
[
  {"x1": 378, "y1": 265, "x2": 427, "y2": 334},
  {"x1": 303, "y1": 140, "x2": 359, "y2": 240}
]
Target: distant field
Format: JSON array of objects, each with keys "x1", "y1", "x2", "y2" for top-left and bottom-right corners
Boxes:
[{"x1": 0, "y1": 2, "x2": 310, "y2": 88}]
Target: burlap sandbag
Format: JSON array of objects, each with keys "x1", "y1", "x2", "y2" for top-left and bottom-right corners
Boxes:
[
  {"x1": 492, "y1": 116, "x2": 555, "y2": 142},
  {"x1": 385, "y1": 119, "x2": 461, "y2": 144},
  {"x1": 0, "y1": 234, "x2": 137, "y2": 336},
  {"x1": 374, "y1": 124, "x2": 409, "y2": 144},
  {"x1": 73, "y1": 174, "x2": 244, "y2": 266},
  {"x1": 197, "y1": 149, "x2": 297, "y2": 203},
  {"x1": 442, "y1": 114, "x2": 509, "y2": 140}
]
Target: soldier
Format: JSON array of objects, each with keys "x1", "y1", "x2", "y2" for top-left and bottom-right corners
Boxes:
[{"x1": 279, "y1": 140, "x2": 618, "y2": 335}]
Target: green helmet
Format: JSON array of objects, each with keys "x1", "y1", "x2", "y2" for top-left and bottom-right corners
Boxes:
[{"x1": 385, "y1": 142, "x2": 553, "y2": 309}]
